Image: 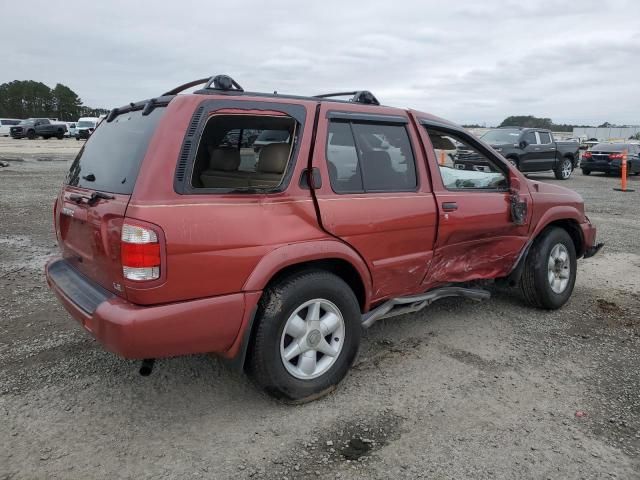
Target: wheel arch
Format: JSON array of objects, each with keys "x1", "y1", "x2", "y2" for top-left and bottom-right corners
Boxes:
[
  {"x1": 225, "y1": 242, "x2": 372, "y2": 372},
  {"x1": 507, "y1": 214, "x2": 585, "y2": 285},
  {"x1": 242, "y1": 240, "x2": 373, "y2": 312}
]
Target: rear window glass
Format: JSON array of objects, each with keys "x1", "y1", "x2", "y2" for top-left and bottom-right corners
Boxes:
[
  {"x1": 326, "y1": 121, "x2": 417, "y2": 193},
  {"x1": 66, "y1": 108, "x2": 165, "y2": 194},
  {"x1": 592, "y1": 143, "x2": 632, "y2": 152}
]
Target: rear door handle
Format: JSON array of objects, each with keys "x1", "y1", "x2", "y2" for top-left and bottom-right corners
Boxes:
[{"x1": 442, "y1": 202, "x2": 458, "y2": 212}]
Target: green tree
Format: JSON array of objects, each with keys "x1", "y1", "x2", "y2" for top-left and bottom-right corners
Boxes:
[
  {"x1": 0, "y1": 80, "x2": 107, "y2": 120},
  {"x1": 499, "y1": 115, "x2": 554, "y2": 129},
  {"x1": 51, "y1": 83, "x2": 83, "y2": 120}
]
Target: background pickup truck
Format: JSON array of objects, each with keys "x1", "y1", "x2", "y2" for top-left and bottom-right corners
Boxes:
[
  {"x1": 10, "y1": 118, "x2": 67, "y2": 139},
  {"x1": 461, "y1": 127, "x2": 581, "y2": 180}
]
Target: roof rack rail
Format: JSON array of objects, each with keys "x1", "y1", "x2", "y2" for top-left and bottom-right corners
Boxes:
[
  {"x1": 314, "y1": 90, "x2": 380, "y2": 106},
  {"x1": 162, "y1": 74, "x2": 244, "y2": 96}
]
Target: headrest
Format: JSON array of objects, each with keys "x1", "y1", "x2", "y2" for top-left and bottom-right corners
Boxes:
[
  {"x1": 258, "y1": 143, "x2": 290, "y2": 174},
  {"x1": 207, "y1": 147, "x2": 241, "y2": 171}
]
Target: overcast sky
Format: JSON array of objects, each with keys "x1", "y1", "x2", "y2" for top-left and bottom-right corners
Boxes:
[{"x1": 2, "y1": 0, "x2": 639, "y2": 125}]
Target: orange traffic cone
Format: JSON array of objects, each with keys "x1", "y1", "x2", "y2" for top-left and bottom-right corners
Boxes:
[{"x1": 614, "y1": 149, "x2": 635, "y2": 192}]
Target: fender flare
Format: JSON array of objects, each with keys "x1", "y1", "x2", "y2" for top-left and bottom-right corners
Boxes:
[
  {"x1": 531, "y1": 206, "x2": 584, "y2": 240},
  {"x1": 242, "y1": 239, "x2": 373, "y2": 306}
]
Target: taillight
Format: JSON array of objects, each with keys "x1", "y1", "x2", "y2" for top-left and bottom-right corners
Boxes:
[
  {"x1": 609, "y1": 152, "x2": 623, "y2": 160},
  {"x1": 121, "y1": 224, "x2": 161, "y2": 281},
  {"x1": 582, "y1": 151, "x2": 592, "y2": 159}
]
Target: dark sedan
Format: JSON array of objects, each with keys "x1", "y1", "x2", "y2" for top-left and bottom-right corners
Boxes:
[{"x1": 581, "y1": 143, "x2": 640, "y2": 176}]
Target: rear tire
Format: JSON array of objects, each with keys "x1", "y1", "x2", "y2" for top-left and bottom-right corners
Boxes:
[
  {"x1": 582, "y1": 169, "x2": 591, "y2": 175},
  {"x1": 248, "y1": 271, "x2": 361, "y2": 403},
  {"x1": 520, "y1": 227, "x2": 577, "y2": 310},
  {"x1": 554, "y1": 157, "x2": 573, "y2": 180},
  {"x1": 57, "y1": 132, "x2": 64, "y2": 140}
]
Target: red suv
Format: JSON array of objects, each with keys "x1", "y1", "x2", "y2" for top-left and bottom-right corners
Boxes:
[{"x1": 46, "y1": 75, "x2": 602, "y2": 402}]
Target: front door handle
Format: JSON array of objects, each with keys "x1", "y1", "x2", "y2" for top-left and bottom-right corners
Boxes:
[{"x1": 442, "y1": 202, "x2": 458, "y2": 212}]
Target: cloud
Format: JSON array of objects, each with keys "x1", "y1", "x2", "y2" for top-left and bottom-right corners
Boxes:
[{"x1": 1, "y1": 0, "x2": 639, "y2": 125}]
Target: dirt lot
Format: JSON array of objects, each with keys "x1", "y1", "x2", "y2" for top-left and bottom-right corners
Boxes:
[{"x1": 1, "y1": 137, "x2": 639, "y2": 479}]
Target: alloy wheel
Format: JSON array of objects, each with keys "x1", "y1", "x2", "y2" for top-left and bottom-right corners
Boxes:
[{"x1": 280, "y1": 298, "x2": 345, "y2": 380}]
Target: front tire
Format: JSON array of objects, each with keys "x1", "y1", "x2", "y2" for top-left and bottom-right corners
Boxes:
[
  {"x1": 248, "y1": 271, "x2": 361, "y2": 402},
  {"x1": 27, "y1": 130, "x2": 36, "y2": 140},
  {"x1": 520, "y1": 227, "x2": 577, "y2": 309},
  {"x1": 555, "y1": 157, "x2": 573, "y2": 180},
  {"x1": 507, "y1": 157, "x2": 519, "y2": 170}
]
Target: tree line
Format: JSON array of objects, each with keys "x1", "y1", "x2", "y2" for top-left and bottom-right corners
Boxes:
[
  {"x1": 0, "y1": 80, "x2": 109, "y2": 120},
  {"x1": 462, "y1": 115, "x2": 635, "y2": 132}
]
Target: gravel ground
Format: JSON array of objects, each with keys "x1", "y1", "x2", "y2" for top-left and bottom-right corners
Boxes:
[{"x1": 1, "y1": 137, "x2": 639, "y2": 479}]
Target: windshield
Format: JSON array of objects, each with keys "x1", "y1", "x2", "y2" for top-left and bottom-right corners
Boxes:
[
  {"x1": 19, "y1": 119, "x2": 35, "y2": 125},
  {"x1": 481, "y1": 129, "x2": 521, "y2": 144},
  {"x1": 66, "y1": 108, "x2": 165, "y2": 194},
  {"x1": 256, "y1": 129, "x2": 289, "y2": 142},
  {"x1": 77, "y1": 121, "x2": 96, "y2": 128}
]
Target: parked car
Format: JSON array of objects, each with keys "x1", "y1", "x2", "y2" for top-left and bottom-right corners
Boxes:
[
  {"x1": 0, "y1": 118, "x2": 21, "y2": 136},
  {"x1": 477, "y1": 127, "x2": 580, "y2": 179},
  {"x1": 45, "y1": 75, "x2": 602, "y2": 402},
  {"x1": 75, "y1": 117, "x2": 99, "y2": 140},
  {"x1": 9, "y1": 118, "x2": 67, "y2": 139},
  {"x1": 66, "y1": 122, "x2": 77, "y2": 137},
  {"x1": 581, "y1": 143, "x2": 640, "y2": 176}
]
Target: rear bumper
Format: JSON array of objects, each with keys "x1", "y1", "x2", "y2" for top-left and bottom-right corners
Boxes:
[{"x1": 46, "y1": 258, "x2": 258, "y2": 359}]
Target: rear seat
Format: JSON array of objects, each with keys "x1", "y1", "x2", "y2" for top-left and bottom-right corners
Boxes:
[
  {"x1": 200, "y1": 147, "x2": 250, "y2": 188},
  {"x1": 200, "y1": 143, "x2": 290, "y2": 189},
  {"x1": 250, "y1": 143, "x2": 290, "y2": 188}
]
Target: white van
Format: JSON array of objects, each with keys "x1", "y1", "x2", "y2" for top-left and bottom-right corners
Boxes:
[
  {"x1": 75, "y1": 117, "x2": 99, "y2": 140},
  {"x1": 0, "y1": 119, "x2": 21, "y2": 136}
]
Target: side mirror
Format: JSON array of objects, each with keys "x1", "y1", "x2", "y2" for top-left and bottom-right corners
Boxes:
[{"x1": 519, "y1": 140, "x2": 528, "y2": 149}]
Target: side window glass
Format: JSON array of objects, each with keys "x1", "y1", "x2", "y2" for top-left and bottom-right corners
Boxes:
[
  {"x1": 191, "y1": 114, "x2": 297, "y2": 191},
  {"x1": 523, "y1": 131, "x2": 537, "y2": 145},
  {"x1": 425, "y1": 128, "x2": 508, "y2": 190},
  {"x1": 326, "y1": 122, "x2": 364, "y2": 193},
  {"x1": 538, "y1": 132, "x2": 551, "y2": 144},
  {"x1": 351, "y1": 122, "x2": 417, "y2": 191}
]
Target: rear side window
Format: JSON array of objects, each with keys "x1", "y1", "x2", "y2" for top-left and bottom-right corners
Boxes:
[
  {"x1": 191, "y1": 114, "x2": 298, "y2": 191},
  {"x1": 326, "y1": 121, "x2": 417, "y2": 193},
  {"x1": 538, "y1": 132, "x2": 551, "y2": 144},
  {"x1": 66, "y1": 108, "x2": 165, "y2": 194}
]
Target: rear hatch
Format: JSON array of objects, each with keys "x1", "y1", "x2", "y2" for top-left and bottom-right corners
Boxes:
[{"x1": 55, "y1": 106, "x2": 166, "y2": 298}]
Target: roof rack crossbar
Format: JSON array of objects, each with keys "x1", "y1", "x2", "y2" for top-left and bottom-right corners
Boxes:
[
  {"x1": 162, "y1": 77, "x2": 211, "y2": 96},
  {"x1": 314, "y1": 90, "x2": 380, "y2": 106}
]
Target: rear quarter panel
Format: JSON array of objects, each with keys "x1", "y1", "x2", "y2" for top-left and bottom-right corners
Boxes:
[{"x1": 125, "y1": 95, "x2": 333, "y2": 305}]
